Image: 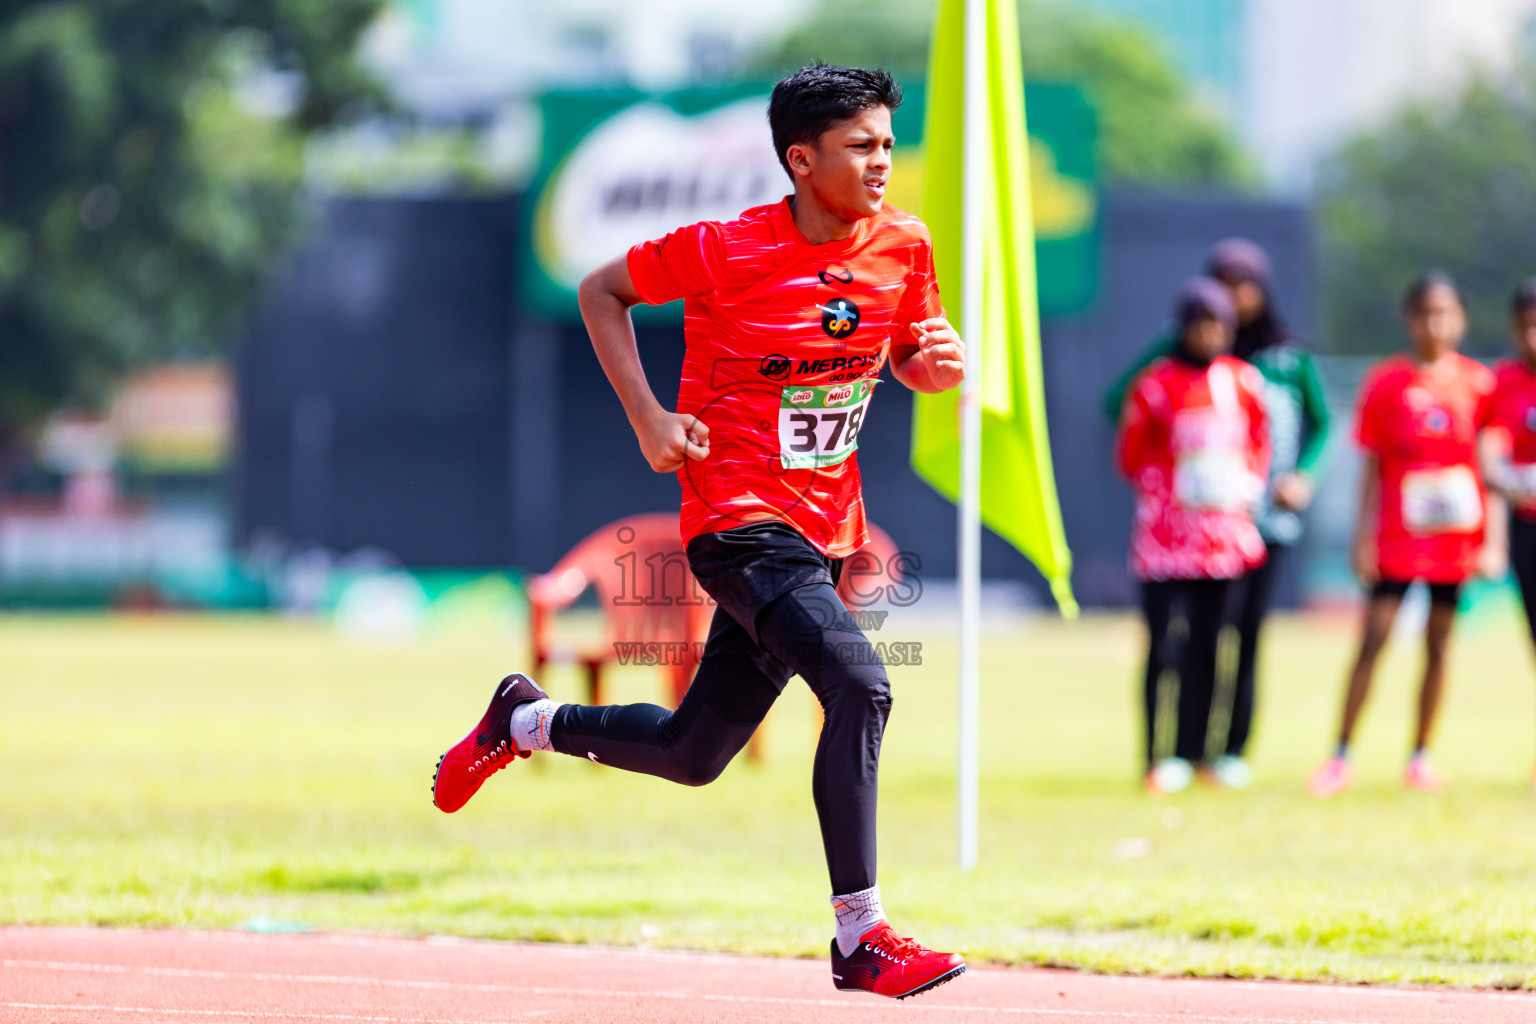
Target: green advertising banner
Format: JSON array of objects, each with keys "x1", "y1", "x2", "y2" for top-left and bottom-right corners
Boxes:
[{"x1": 521, "y1": 82, "x2": 1098, "y2": 321}]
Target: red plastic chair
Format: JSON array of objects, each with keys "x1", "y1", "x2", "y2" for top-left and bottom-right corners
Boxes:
[
  {"x1": 835, "y1": 522, "x2": 904, "y2": 611},
  {"x1": 528, "y1": 515, "x2": 906, "y2": 758},
  {"x1": 528, "y1": 513, "x2": 712, "y2": 710}
]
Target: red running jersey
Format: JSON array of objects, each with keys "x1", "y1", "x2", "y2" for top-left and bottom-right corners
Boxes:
[
  {"x1": 1489, "y1": 360, "x2": 1536, "y2": 521},
  {"x1": 1117, "y1": 355, "x2": 1271, "y2": 581},
  {"x1": 1354, "y1": 353, "x2": 1495, "y2": 583},
  {"x1": 627, "y1": 199, "x2": 943, "y2": 558}
]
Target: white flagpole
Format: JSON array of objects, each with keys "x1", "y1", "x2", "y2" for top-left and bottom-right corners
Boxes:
[{"x1": 957, "y1": 0, "x2": 986, "y2": 872}]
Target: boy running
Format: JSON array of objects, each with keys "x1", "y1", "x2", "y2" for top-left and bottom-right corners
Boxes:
[{"x1": 431, "y1": 65, "x2": 968, "y2": 1000}]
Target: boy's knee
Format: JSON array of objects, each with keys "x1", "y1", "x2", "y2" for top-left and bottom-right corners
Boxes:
[
  {"x1": 828, "y1": 663, "x2": 891, "y2": 720},
  {"x1": 672, "y1": 745, "x2": 731, "y2": 786},
  {"x1": 675, "y1": 760, "x2": 726, "y2": 787},
  {"x1": 869, "y1": 671, "x2": 892, "y2": 713},
  {"x1": 670, "y1": 734, "x2": 740, "y2": 787}
]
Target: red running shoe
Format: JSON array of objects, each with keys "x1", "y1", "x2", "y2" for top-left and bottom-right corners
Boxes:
[
  {"x1": 830, "y1": 922, "x2": 966, "y2": 999},
  {"x1": 432, "y1": 674, "x2": 546, "y2": 813}
]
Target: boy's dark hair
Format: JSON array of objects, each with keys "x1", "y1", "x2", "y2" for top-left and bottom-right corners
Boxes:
[
  {"x1": 1404, "y1": 270, "x2": 1463, "y2": 313},
  {"x1": 768, "y1": 63, "x2": 902, "y2": 177},
  {"x1": 1513, "y1": 278, "x2": 1536, "y2": 316}
]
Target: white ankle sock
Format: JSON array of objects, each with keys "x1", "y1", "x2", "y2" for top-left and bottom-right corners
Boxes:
[
  {"x1": 510, "y1": 698, "x2": 562, "y2": 753},
  {"x1": 831, "y1": 885, "x2": 884, "y2": 957}
]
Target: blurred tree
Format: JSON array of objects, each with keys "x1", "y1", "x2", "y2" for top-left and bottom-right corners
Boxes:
[
  {"x1": 0, "y1": 0, "x2": 384, "y2": 450},
  {"x1": 1317, "y1": 68, "x2": 1536, "y2": 356},
  {"x1": 751, "y1": 0, "x2": 1249, "y2": 187}
]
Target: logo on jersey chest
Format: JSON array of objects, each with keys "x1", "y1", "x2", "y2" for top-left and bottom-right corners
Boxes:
[
  {"x1": 1423, "y1": 407, "x2": 1451, "y2": 436},
  {"x1": 798, "y1": 353, "x2": 879, "y2": 378},
  {"x1": 758, "y1": 354, "x2": 792, "y2": 381},
  {"x1": 819, "y1": 297, "x2": 860, "y2": 339},
  {"x1": 818, "y1": 267, "x2": 855, "y2": 286}
]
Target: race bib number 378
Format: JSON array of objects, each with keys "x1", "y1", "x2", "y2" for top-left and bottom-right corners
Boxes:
[{"x1": 778, "y1": 379, "x2": 876, "y2": 469}]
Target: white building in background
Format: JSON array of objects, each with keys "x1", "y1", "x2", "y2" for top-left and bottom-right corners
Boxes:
[
  {"x1": 323, "y1": 0, "x2": 812, "y2": 191},
  {"x1": 355, "y1": 0, "x2": 1536, "y2": 195},
  {"x1": 1071, "y1": 0, "x2": 1536, "y2": 192},
  {"x1": 1243, "y1": 0, "x2": 1536, "y2": 191},
  {"x1": 365, "y1": 0, "x2": 814, "y2": 115}
]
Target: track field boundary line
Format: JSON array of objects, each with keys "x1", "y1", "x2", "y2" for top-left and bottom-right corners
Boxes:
[
  {"x1": 9, "y1": 927, "x2": 1535, "y2": 1005},
  {"x1": 0, "y1": 959, "x2": 1450, "y2": 1024}
]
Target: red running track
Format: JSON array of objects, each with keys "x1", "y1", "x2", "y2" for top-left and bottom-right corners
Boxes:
[{"x1": 2, "y1": 927, "x2": 1532, "y2": 1024}]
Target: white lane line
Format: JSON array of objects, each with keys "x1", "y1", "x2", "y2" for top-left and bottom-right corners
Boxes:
[
  {"x1": 0, "y1": 1004, "x2": 536, "y2": 1024},
  {"x1": 1080, "y1": 971, "x2": 1536, "y2": 1003},
  {"x1": 5, "y1": 958, "x2": 525, "y2": 993},
  {"x1": 0, "y1": 930, "x2": 811, "y2": 970},
  {"x1": 0, "y1": 959, "x2": 1477, "y2": 1023}
]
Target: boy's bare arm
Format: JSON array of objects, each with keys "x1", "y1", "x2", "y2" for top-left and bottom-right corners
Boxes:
[{"x1": 578, "y1": 255, "x2": 710, "y2": 473}]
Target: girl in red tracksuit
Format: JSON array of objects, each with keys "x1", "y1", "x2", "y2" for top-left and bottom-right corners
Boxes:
[
  {"x1": 1310, "y1": 272, "x2": 1498, "y2": 798},
  {"x1": 1118, "y1": 277, "x2": 1271, "y2": 793}
]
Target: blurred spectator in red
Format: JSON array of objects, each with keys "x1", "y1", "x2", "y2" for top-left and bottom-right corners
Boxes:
[{"x1": 1310, "y1": 273, "x2": 1499, "y2": 799}]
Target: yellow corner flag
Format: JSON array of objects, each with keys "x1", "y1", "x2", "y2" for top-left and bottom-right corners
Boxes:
[{"x1": 910, "y1": 0, "x2": 1078, "y2": 617}]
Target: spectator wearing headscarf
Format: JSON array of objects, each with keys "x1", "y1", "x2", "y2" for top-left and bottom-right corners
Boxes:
[
  {"x1": 1116, "y1": 278, "x2": 1271, "y2": 794},
  {"x1": 1104, "y1": 239, "x2": 1331, "y2": 788}
]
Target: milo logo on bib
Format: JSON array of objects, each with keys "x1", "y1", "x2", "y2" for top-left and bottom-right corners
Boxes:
[{"x1": 777, "y1": 379, "x2": 876, "y2": 469}]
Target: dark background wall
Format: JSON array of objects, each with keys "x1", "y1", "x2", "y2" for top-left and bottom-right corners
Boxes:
[
  {"x1": 237, "y1": 198, "x2": 520, "y2": 567},
  {"x1": 236, "y1": 192, "x2": 1312, "y2": 606}
]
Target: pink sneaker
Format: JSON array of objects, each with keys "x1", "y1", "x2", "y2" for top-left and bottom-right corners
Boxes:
[
  {"x1": 1308, "y1": 757, "x2": 1353, "y2": 799},
  {"x1": 1404, "y1": 754, "x2": 1446, "y2": 793}
]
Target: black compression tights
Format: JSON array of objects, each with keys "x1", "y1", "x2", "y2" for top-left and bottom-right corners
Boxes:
[{"x1": 550, "y1": 582, "x2": 892, "y2": 894}]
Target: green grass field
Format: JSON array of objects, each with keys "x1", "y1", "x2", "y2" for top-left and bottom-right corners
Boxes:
[{"x1": 5, "y1": 604, "x2": 1536, "y2": 987}]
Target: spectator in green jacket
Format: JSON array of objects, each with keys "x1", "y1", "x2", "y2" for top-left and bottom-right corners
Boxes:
[{"x1": 1104, "y1": 239, "x2": 1332, "y2": 788}]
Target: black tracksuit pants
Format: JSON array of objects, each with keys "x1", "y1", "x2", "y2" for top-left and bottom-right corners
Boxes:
[
  {"x1": 550, "y1": 522, "x2": 890, "y2": 896},
  {"x1": 1141, "y1": 578, "x2": 1233, "y2": 768},
  {"x1": 1222, "y1": 542, "x2": 1289, "y2": 758}
]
